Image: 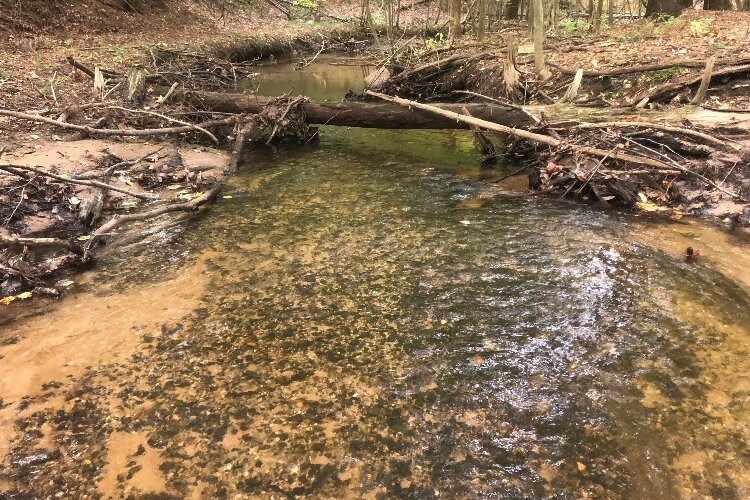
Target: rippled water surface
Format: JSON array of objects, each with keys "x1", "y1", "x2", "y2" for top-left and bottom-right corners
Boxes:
[{"x1": 2, "y1": 60, "x2": 750, "y2": 499}]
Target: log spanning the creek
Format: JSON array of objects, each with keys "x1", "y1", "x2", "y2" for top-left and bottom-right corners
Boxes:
[{"x1": 176, "y1": 90, "x2": 538, "y2": 129}]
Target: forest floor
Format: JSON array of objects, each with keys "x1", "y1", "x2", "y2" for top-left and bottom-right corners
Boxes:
[{"x1": 1, "y1": 3, "x2": 750, "y2": 304}]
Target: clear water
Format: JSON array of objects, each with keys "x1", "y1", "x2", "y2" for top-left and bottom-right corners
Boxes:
[{"x1": 2, "y1": 59, "x2": 750, "y2": 499}]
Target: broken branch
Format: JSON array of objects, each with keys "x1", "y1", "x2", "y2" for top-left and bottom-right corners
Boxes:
[{"x1": 0, "y1": 164, "x2": 159, "y2": 200}]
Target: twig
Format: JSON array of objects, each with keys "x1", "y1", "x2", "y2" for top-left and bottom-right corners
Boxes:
[
  {"x1": 296, "y1": 38, "x2": 325, "y2": 70},
  {"x1": 106, "y1": 105, "x2": 218, "y2": 143},
  {"x1": 574, "y1": 145, "x2": 618, "y2": 196},
  {"x1": 76, "y1": 147, "x2": 165, "y2": 180},
  {"x1": 0, "y1": 164, "x2": 158, "y2": 200},
  {"x1": 366, "y1": 90, "x2": 745, "y2": 201},
  {"x1": 0, "y1": 234, "x2": 83, "y2": 255},
  {"x1": 718, "y1": 161, "x2": 739, "y2": 188},
  {"x1": 493, "y1": 165, "x2": 528, "y2": 183},
  {"x1": 4, "y1": 175, "x2": 37, "y2": 224},
  {"x1": 154, "y1": 82, "x2": 179, "y2": 108},
  {"x1": 574, "y1": 120, "x2": 731, "y2": 148},
  {"x1": 266, "y1": 97, "x2": 304, "y2": 145},
  {"x1": 0, "y1": 108, "x2": 233, "y2": 139},
  {"x1": 102, "y1": 81, "x2": 122, "y2": 101}
]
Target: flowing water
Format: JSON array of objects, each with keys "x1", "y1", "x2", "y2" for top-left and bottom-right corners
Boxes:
[{"x1": 2, "y1": 58, "x2": 750, "y2": 499}]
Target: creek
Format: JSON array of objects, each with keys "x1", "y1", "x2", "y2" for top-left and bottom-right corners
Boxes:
[{"x1": 1, "y1": 56, "x2": 750, "y2": 498}]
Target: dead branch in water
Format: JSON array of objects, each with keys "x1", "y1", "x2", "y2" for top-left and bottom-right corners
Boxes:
[
  {"x1": 0, "y1": 235, "x2": 84, "y2": 255},
  {"x1": 84, "y1": 183, "x2": 222, "y2": 259},
  {"x1": 365, "y1": 91, "x2": 745, "y2": 201}
]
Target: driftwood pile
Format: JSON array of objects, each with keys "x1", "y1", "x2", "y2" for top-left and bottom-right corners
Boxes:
[{"x1": 0, "y1": 54, "x2": 319, "y2": 297}]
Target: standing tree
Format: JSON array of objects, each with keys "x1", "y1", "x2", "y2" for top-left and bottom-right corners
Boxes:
[
  {"x1": 532, "y1": 0, "x2": 551, "y2": 79},
  {"x1": 644, "y1": 0, "x2": 691, "y2": 17},
  {"x1": 478, "y1": 0, "x2": 488, "y2": 40},
  {"x1": 505, "y1": 0, "x2": 521, "y2": 19},
  {"x1": 704, "y1": 0, "x2": 733, "y2": 9},
  {"x1": 450, "y1": 0, "x2": 462, "y2": 39}
]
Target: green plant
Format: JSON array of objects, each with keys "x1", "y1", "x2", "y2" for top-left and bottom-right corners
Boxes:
[
  {"x1": 689, "y1": 17, "x2": 714, "y2": 37},
  {"x1": 649, "y1": 66, "x2": 681, "y2": 82},
  {"x1": 424, "y1": 32, "x2": 447, "y2": 50},
  {"x1": 111, "y1": 47, "x2": 125, "y2": 63},
  {"x1": 369, "y1": 11, "x2": 385, "y2": 27},
  {"x1": 0, "y1": 69, "x2": 15, "y2": 80},
  {"x1": 653, "y1": 13, "x2": 677, "y2": 26},
  {"x1": 32, "y1": 54, "x2": 45, "y2": 69},
  {"x1": 559, "y1": 19, "x2": 590, "y2": 35},
  {"x1": 293, "y1": 0, "x2": 319, "y2": 8}
]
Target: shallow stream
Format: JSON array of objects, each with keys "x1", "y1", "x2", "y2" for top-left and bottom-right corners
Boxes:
[{"x1": 2, "y1": 57, "x2": 750, "y2": 498}]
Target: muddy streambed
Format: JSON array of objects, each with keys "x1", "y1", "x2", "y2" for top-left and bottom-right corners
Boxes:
[{"x1": 2, "y1": 59, "x2": 750, "y2": 498}]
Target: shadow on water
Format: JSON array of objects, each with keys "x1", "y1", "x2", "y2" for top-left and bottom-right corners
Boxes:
[{"x1": 2, "y1": 57, "x2": 750, "y2": 499}]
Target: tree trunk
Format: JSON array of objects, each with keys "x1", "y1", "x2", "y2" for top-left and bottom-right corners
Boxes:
[
  {"x1": 505, "y1": 0, "x2": 521, "y2": 19},
  {"x1": 532, "y1": 0, "x2": 551, "y2": 79},
  {"x1": 592, "y1": 0, "x2": 604, "y2": 32},
  {"x1": 704, "y1": 0, "x2": 733, "y2": 9},
  {"x1": 478, "y1": 0, "x2": 488, "y2": 40},
  {"x1": 177, "y1": 90, "x2": 537, "y2": 129},
  {"x1": 450, "y1": 0, "x2": 462, "y2": 39},
  {"x1": 644, "y1": 0, "x2": 691, "y2": 17}
]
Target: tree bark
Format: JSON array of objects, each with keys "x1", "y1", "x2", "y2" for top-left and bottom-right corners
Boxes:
[
  {"x1": 505, "y1": 0, "x2": 521, "y2": 19},
  {"x1": 704, "y1": 0, "x2": 733, "y2": 9},
  {"x1": 477, "y1": 0, "x2": 488, "y2": 40},
  {"x1": 532, "y1": 0, "x2": 551, "y2": 79},
  {"x1": 450, "y1": 0, "x2": 462, "y2": 39}
]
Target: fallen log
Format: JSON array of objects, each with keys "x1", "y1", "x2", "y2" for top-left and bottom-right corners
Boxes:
[
  {"x1": 550, "y1": 55, "x2": 750, "y2": 77},
  {"x1": 176, "y1": 89, "x2": 750, "y2": 132},
  {"x1": 636, "y1": 63, "x2": 750, "y2": 105},
  {"x1": 176, "y1": 89, "x2": 537, "y2": 129}
]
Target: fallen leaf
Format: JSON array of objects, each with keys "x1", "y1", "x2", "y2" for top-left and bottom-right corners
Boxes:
[
  {"x1": 77, "y1": 235, "x2": 91, "y2": 241},
  {"x1": 459, "y1": 220, "x2": 471, "y2": 225},
  {"x1": 635, "y1": 201, "x2": 662, "y2": 212},
  {"x1": 638, "y1": 192, "x2": 648, "y2": 203},
  {"x1": 222, "y1": 195, "x2": 234, "y2": 199},
  {"x1": 17, "y1": 291, "x2": 32, "y2": 300},
  {"x1": 166, "y1": 184, "x2": 182, "y2": 190},
  {"x1": 0, "y1": 296, "x2": 16, "y2": 305},
  {"x1": 577, "y1": 461, "x2": 587, "y2": 472}
]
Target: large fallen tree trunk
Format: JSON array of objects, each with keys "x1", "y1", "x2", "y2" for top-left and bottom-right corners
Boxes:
[
  {"x1": 172, "y1": 89, "x2": 750, "y2": 132},
  {"x1": 175, "y1": 89, "x2": 537, "y2": 129}
]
